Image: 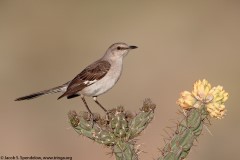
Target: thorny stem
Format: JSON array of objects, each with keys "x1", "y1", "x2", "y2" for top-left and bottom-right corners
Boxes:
[
  {"x1": 158, "y1": 106, "x2": 209, "y2": 160},
  {"x1": 68, "y1": 99, "x2": 155, "y2": 160}
]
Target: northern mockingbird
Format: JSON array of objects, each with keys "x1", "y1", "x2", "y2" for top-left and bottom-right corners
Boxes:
[{"x1": 15, "y1": 42, "x2": 138, "y2": 117}]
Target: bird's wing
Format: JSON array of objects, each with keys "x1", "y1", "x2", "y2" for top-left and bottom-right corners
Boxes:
[{"x1": 58, "y1": 60, "x2": 111, "y2": 99}]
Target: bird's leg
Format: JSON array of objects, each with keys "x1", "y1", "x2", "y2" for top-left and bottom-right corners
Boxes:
[
  {"x1": 93, "y1": 97, "x2": 109, "y2": 121},
  {"x1": 93, "y1": 96, "x2": 108, "y2": 112},
  {"x1": 80, "y1": 95, "x2": 94, "y2": 126},
  {"x1": 93, "y1": 96, "x2": 110, "y2": 121}
]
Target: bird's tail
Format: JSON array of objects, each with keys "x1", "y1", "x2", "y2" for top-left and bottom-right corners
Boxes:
[{"x1": 15, "y1": 82, "x2": 69, "y2": 101}]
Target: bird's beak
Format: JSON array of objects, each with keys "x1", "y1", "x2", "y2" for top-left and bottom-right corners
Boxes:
[{"x1": 128, "y1": 46, "x2": 138, "y2": 49}]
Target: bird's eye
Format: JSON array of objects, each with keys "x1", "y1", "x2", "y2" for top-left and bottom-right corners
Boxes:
[{"x1": 117, "y1": 46, "x2": 121, "y2": 50}]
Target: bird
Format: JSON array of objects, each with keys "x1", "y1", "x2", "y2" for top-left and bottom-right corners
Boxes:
[{"x1": 15, "y1": 42, "x2": 138, "y2": 117}]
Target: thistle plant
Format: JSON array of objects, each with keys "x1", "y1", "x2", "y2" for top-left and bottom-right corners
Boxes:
[
  {"x1": 68, "y1": 79, "x2": 229, "y2": 160},
  {"x1": 158, "y1": 79, "x2": 229, "y2": 160},
  {"x1": 68, "y1": 99, "x2": 156, "y2": 160}
]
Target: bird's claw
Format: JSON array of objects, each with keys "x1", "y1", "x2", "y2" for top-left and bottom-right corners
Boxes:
[
  {"x1": 105, "y1": 110, "x2": 111, "y2": 122},
  {"x1": 87, "y1": 112, "x2": 95, "y2": 128}
]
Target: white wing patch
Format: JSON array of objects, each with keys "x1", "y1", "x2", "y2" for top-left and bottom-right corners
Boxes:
[
  {"x1": 83, "y1": 80, "x2": 97, "y2": 85},
  {"x1": 61, "y1": 85, "x2": 68, "y2": 92}
]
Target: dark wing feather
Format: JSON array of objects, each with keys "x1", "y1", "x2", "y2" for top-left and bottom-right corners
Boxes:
[{"x1": 58, "y1": 60, "x2": 111, "y2": 99}]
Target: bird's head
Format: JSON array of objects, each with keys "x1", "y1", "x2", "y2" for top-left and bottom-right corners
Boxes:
[{"x1": 103, "y1": 42, "x2": 138, "y2": 60}]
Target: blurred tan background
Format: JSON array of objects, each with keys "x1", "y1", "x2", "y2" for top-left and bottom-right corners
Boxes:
[{"x1": 0, "y1": 0, "x2": 239, "y2": 159}]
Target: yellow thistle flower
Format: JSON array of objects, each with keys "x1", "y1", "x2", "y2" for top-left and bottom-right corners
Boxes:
[
  {"x1": 177, "y1": 91, "x2": 196, "y2": 109},
  {"x1": 206, "y1": 103, "x2": 226, "y2": 119},
  {"x1": 192, "y1": 79, "x2": 212, "y2": 102},
  {"x1": 177, "y1": 79, "x2": 229, "y2": 119},
  {"x1": 208, "y1": 86, "x2": 229, "y2": 104},
  {"x1": 205, "y1": 85, "x2": 229, "y2": 119}
]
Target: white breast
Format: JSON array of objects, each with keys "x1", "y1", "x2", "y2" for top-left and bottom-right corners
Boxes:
[{"x1": 80, "y1": 59, "x2": 123, "y2": 97}]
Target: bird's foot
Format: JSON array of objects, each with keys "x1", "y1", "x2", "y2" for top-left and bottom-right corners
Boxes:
[
  {"x1": 105, "y1": 110, "x2": 113, "y2": 122},
  {"x1": 87, "y1": 112, "x2": 101, "y2": 128},
  {"x1": 89, "y1": 113, "x2": 95, "y2": 128}
]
